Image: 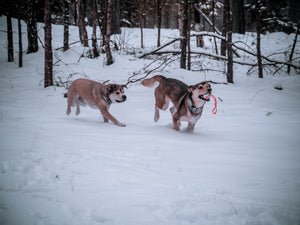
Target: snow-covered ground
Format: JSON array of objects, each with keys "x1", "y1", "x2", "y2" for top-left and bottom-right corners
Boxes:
[{"x1": 0, "y1": 17, "x2": 300, "y2": 225}]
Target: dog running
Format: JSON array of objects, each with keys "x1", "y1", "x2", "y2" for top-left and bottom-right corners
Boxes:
[
  {"x1": 65, "y1": 78, "x2": 127, "y2": 127},
  {"x1": 142, "y1": 75, "x2": 212, "y2": 131}
]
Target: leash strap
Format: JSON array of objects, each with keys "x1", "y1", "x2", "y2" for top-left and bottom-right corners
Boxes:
[{"x1": 205, "y1": 94, "x2": 217, "y2": 114}]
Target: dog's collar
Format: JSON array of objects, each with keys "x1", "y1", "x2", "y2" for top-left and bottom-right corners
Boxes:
[
  {"x1": 103, "y1": 95, "x2": 112, "y2": 105},
  {"x1": 188, "y1": 97, "x2": 203, "y2": 114}
]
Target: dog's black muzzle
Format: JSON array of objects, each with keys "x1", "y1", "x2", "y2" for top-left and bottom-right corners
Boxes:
[{"x1": 116, "y1": 95, "x2": 127, "y2": 103}]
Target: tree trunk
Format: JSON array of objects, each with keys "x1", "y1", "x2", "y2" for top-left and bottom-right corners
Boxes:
[
  {"x1": 139, "y1": 0, "x2": 144, "y2": 49},
  {"x1": 256, "y1": 28, "x2": 263, "y2": 78},
  {"x1": 44, "y1": 0, "x2": 53, "y2": 88},
  {"x1": 91, "y1": 0, "x2": 99, "y2": 57},
  {"x1": 76, "y1": 0, "x2": 89, "y2": 47},
  {"x1": 256, "y1": 1, "x2": 263, "y2": 79},
  {"x1": 26, "y1": 0, "x2": 39, "y2": 54},
  {"x1": 63, "y1": 0, "x2": 70, "y2": 51},
  {"x1": 221, "y1": 0, "x2": 228, "y2": 56},
  {"x1": 157, "y1": 0, "x2": 162, "y2": 47},
  {"x1": 212, "y1": 0, "x2": 218, "y2": 55},
  {"x1": 177, "y1": 1, "x2": 183, "y2": 40},
  {"x1": 7, "y1": 15, "x2": 14, "y2": 62},
  {"x1": 225, "y1": 0, "x2": 233, "y2": 83},
  {"x1": 194, "y1": 6, "x2": 204, "y2": 48},
  {"x1": 111, "y1": 0, "x2": 121, "y2": 34},
  {"x1": 287, "y1": 23, "x2": 300, "y2": 74},
  {"x1": 18, "y1": 18, "x2": 23, "y2": 67},
  {"x1": 187, "y1": 2, "x2": 191, "y2": 70},
  {"x1": 232, "y1": 0, "x2": 245, "y2": 34},
  {"x1": 105, "y1": 0, "x2": 114, "y2": 65},
  {"x1": 180, "y1": 0, "x2": 188, "y2": 69},
  {"x1": 227, "y1": 31, "x2": 233, "y2": 83}
]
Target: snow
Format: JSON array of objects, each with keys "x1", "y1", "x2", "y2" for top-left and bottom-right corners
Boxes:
[{"x1": 1, "y1": 17, "x2": 300, "y2": 225}]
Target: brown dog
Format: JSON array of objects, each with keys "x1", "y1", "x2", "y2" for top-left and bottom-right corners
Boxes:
[
  {"x1": 66, "y1": 78, "x2": 126, "y2": 127},
  {"x1": 142, "y1": 75, "x2": 212, "y2": 131}
]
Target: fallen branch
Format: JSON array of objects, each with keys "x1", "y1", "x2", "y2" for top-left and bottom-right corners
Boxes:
[
  {"x1": 148, "y1": 50, "x2": 277, "y2": 67},
  {"x1": 125, "y1": 55, "x2": 179, "y2": 86},
  {"x1": 232, "y1": 43, "x2": 300, "y2": 70}
]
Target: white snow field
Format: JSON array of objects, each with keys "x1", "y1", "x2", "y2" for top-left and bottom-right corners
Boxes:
[{"x1": 0, "y1": 17, "x2": 300, "y2": 225}]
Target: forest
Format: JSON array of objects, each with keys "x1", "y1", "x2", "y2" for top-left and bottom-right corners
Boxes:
[{"x1": 1, "y1": 0, "x2": 300, "y2": 87}]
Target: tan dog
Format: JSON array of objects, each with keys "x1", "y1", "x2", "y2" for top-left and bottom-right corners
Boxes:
[
  {"x1": 142, "y1": 75, "x2": 212, "y2": 131},
  {"x1": 66, "y1": 78, "x2": 126, "y2": 127}
]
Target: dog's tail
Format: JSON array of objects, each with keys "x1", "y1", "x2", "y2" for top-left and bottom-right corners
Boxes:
[{"x1": 142, "y1": 75, "x2": 164, "y2": 87}]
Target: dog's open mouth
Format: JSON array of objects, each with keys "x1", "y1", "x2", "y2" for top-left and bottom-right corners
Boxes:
[{"x1": 199, "y1": 93, "x2": 211, "y2": 101}]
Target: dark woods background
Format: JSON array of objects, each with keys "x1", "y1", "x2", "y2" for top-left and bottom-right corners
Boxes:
[
  {"x1": 1, "y1": 0, "x2": 299, "y2": 34},
  {"x1": 1, "y1": 0, "x2": 299, "y2": 86}
]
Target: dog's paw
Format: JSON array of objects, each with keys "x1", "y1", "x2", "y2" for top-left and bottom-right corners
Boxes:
[{"x1": 116, "y1": 122, "x2": 126, "y2": 127}]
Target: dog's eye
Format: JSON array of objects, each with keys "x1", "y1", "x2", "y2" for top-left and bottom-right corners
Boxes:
[
  {"x1": 116, "y1": 92, "x2": 120, "y2": 95},
  {"x1": 198, "y1": 86, "x2": 203, "y2": 89}
]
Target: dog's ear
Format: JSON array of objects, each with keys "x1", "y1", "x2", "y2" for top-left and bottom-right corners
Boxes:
[
  {"x1": 107, "y1": 84, "x2": 117, "y2": 93},
  {"x1": 188, "y1": 85, "x2": 197, "y2": 93}
]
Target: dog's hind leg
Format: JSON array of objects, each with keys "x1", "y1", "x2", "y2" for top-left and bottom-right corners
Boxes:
[
  {"x1": 154, "y1": 89, "x2": 170, "y2": 122},
  {"x1": 66, "y1": 93, "x2": 75, "y2": 115},
  {"x1": 154, "y1": 105, "x2": 160, "y2": 122},
  {"x1": 76, "y1": 102, "x2": 80, "y2": 115}
]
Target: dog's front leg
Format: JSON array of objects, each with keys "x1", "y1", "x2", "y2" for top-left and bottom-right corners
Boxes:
[
  {"x1": 187, "y1": 122, "x2": 195, "y2": 131},
  {"x1": 98, "y1": 104, "x2": 126, "y2": 127},
  {"x1": 172, "y1": 115, "x2": 180, "y2": 131}
]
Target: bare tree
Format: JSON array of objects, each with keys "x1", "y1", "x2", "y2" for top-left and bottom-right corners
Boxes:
[
  {"x1": 63, "y1": 0, "x2": 70, "y2": 51},
  {"x1": 18, "y1": 18, "x2": 23, "y2": 67},
  {"x1": 7, "y1": 15, "x2": 14, "y2": 62},
  {"x1": 105, "y1": 0, "x2": 114, "y2": 65},
  {"x1": 255, "y1": 0, "x2": 263, "y2": 79},
  {"x1": 287, "y1": 23, "x2": 300, "y2": 74},
  {"x1": 224, "y1": 0, "x2": 233, "y2": 83},
  {"x1": 180, "y1": 0, "x2": 189, "y2": 69},
  {"x1": 156, "y1": 0, "x2": 167, "y2": 47},
  {"x1": 44, "y1": 0, "x2": 53, "y2": 87},
  {"x1": 221, "y1": 0, "x2": 228, "y2": 56},
  {"x1": 138, "y1": 0, "x2": 145, "y2": 49},
  {"x1": 232, "y1": 0, "x2": 245, "y2": 34},
  {"x1": 76, "y1": 0, "x2": 89, "y2": 47},
  {"x1": 211, "y1": 0, "x2": 218, "y2": 54},
  {"x1": 26, "y1": 0, "x2": 39, "y2": 54}
]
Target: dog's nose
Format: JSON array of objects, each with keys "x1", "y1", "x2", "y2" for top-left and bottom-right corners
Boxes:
[
  {"x1": 208, "y1": 88, "x2": 212, "y2": 94},
  {"x1": 122, "y1": 95, "x2": 127, "y2": 101}
]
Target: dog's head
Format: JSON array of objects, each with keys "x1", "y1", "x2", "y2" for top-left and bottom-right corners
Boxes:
[
  {"x1": 107, "y1": 84, "x2": 127, "y2": 103},
  {"x1": 189, "y1": 82, "x2": 212, "y2": 102}
]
